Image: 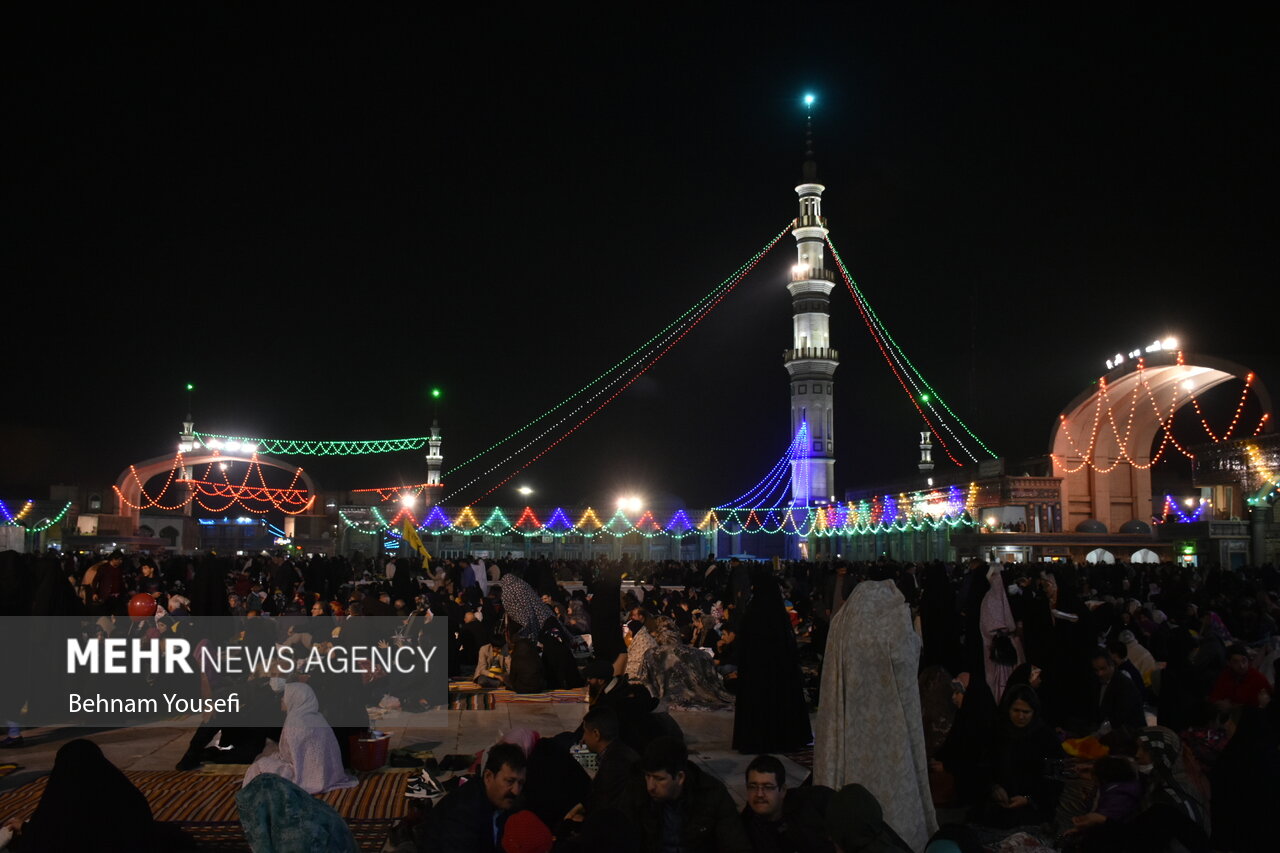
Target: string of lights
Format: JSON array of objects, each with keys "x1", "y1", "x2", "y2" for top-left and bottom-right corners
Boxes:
[
  {"x1": 1154, "y1": 495, "x2": 1209, "y2": 524},
  {"x1": 21, "y1": 502, "x2": 73, "y2": 534},
  {"x1": 1052, "y1": 356, "x2": 1266, "y2": 473},
  {"x1": 0, "y1": 499, "x2": 33, "y2": 524},
  {"x1": 443, "y1": 225, "x2": 795, "y2": 477},
  {"x1": 194, "y1": 433, "x2": 428, "y2": 456},
  {"x1": 451, "y1": 226, "x2": 791, "y2": 506},
  {"x1": 1245, "y1": 444, "x2": 1280, "y2": 506},
  {"x1": 827, "y1": 234, "x2": 997, "y2": 464},
  {"x1": 186, "y1": 229, "x2": 793, "y2": 463},
  {"x1": 337, "y1": 492, "x2": 975, "y2": 539},
  {"x1": 824, "y1": 239, "x2": 971, "y2": 465},
  {"x1": 716, "y1": 422, "x2": 808, "y2": 509}
]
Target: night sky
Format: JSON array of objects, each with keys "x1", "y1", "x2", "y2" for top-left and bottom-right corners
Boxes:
[{"x1": 4, "y1": 6, "x2": 1277, "y2": 512}]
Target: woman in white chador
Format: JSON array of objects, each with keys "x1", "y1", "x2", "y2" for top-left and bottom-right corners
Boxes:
[
  {"x1": 242, "y1": 682, "x2": 357, "y2": 795},
  {"x1": 814, "y1": 578, "x2": 937, "y2": 852}
]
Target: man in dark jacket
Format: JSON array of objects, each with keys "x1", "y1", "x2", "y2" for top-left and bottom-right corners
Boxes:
[
  {"x1": 581, "y1": 659, "x2": 661, "y2": 752},
  {"x1": 740, "y1": 754, "x2": 834, "y2": 853},
  {"x1": 414, "y1": 742, "x2": 527, "y2": 852},
  {"x1": 582, "y1": 706, "x2": 640, "y2": 814},
  {"x1": 620, "y1": 736, "x2": 750, "y2": 853}
]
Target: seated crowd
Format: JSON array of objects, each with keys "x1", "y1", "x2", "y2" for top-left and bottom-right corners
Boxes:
[{"x1": 0, "y1": 548, "x2": 1277, "y2": 852}]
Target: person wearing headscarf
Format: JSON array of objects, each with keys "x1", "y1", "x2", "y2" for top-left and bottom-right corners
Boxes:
[
  {"x1": 493, "y1": 574, "x2": 555, "y2": 640},
  {"x1": 8, "y1": 738, "x2": 195, "y2": 852},
  {"x1": 587, "y1": 563, "x2": 626, "y2": 675},
  {"x1": 242, "y1": 682, "x2": 357, "y2": 794},
  {"x1": 632, "y1": 615, "x2": 734, "y2": 710},
  {"x1": 932, "y1": 672, "x2": 996, "y2": 810},
  {"x1": 979, "y1": 565, "x2": 1024, "y2": 706},
  {"x1": 974, "y1": 684, "x2": 1063, "y2": 829},
  {"x1": 732, "y1": 568, "x2": 811, "y2": 753},
  {"x1": 824, "y1": 784, "x2": 914, "y2": 853},
  {"x1": 814, "y1": 577, "x2": 937, "y2": 852},
  {"x1": 236, "y1": 772, "x2": 358, "y2": 853}
]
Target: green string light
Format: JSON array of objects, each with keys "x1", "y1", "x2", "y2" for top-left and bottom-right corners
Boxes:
[
  {"x1": 194, "y1": 433, "x2": 429, "y2": 455},
  {"x1": 335, "y1": 503, "x2": 974, "y2": 539},
  {"x1": 2, "y1": 501, "x2": 74, "y2": 533},
  {"x1": 444, "y1": 224, "x2": 795, "y2": 477},
  {"x1": 826, "y1": 235, "x2": 997, "y2": 459},
  {"x1": 186, "y1": 226, "x2": 793, "y2": 466}
]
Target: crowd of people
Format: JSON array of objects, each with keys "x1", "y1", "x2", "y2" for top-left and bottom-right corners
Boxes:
[{"x1": 0, "y1": 547, "x2": 1277, "y2": 852}]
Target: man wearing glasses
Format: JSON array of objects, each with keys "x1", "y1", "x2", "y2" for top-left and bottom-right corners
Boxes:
[{"x1": 741, "y1": 755, "x2": 834, "y2": 853}]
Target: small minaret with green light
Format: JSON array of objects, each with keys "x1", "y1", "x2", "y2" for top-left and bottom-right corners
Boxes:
[{"x1": 786, "y1": 95, "x2": 838, "y2": 506}]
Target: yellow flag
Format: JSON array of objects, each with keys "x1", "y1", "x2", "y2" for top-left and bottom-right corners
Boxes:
[{"x1": 401, "y1": 518, "x2": 432, "y2": 569}]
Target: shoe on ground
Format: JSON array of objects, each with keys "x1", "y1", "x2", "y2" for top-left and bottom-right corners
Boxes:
[{"x1": 404, "y1": 770, "x2": 447, "y2": 802}]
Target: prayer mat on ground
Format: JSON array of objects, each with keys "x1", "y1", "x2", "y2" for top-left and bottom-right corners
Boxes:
[
  {"x1": 0, "y1": 768, "x2": 416, "y2": 823},
  {"x1": 492, "y1": 687, "x2": 588, "y2": 705},
  {"x1": 449, "y1": 681, "x2": 587, "y2": 706}
]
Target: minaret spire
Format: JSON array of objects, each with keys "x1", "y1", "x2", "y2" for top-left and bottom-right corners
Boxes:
[
  {"x1": 786, "y1": 93, "x2": 838, "y2": 507},
  {"x1": 802, "y1": 93, "x2": 817, "y2": 182}
]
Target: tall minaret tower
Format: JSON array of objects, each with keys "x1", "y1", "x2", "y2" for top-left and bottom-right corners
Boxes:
[
  {"x1": 786, "y1": 99, "x2": 838, "y2": 506},
  {"x1": 425, "y1": 419, "x2": 443, "y2": 488}
]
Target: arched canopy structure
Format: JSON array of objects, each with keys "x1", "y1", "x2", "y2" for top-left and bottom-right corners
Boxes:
[
  {"x1": 114, "y1": 451, "x2": 321, "y2": 520},
  {"x1": 1049, "y1": 352, "x2": 1270, "y2": 534}
]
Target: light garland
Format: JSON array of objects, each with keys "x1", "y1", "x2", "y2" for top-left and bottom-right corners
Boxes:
[
  {"x1": 0, "y1": 500, "x2": 72, "y2": 533},
  {"x1": 717, "y1": 422, "x2": 809, "y2": 509},
  {"x1": 333, "y1": 494, "x2": 976, "y2": 539},
  {"x1": 1052, "y1": 357, "x2": 1266, "y2": 473},
  {"x1": 1154, "y1": 494, "x2": 1209, "y2": 524},
  {"x1": 827, "y1": 234, "x2": 997, "y2": 465},
  {"x1": 1246, "y1": 444, "x2": 1280, "y2": 506},
  {"x1": 0, "y1": 499, "x2": 33, "y2": 523},
  {"x1": 194, "y1": 432, "x2": 429, "y2": 456},
  {"x1": 446, "y1": 226, "x2": 792, "y2": 504},
  {"x1": 443, "y1": 225, "x2": 796, "y2": 479}
]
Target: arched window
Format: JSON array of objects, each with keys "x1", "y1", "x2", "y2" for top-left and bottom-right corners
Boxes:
[
  {"x1": 1085, "y1": 548, "x2": 1115, "y2": 564},
  {"x1": 88, "y1": 494, "x2": 102, "y2": 511},
  {"x1": 1130, "y1": 548, "x2": 1159, "y2": 563},
  {"x1": 159, "y1": 526, "x2": 179, "y2": 546}
]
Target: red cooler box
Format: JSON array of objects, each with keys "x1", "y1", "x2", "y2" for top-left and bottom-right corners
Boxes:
[{"x1": 349, "y1": 731, "x2": 390, "y2": 771}]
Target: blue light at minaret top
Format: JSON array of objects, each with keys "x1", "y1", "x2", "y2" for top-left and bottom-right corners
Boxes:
[{"x1": 786, "y1": 93, "x2": 838, "y2": 506}]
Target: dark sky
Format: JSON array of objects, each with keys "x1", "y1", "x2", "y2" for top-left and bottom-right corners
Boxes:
[{"x1": 4, "y1": 5, "x2": 1276, "y2": 511}]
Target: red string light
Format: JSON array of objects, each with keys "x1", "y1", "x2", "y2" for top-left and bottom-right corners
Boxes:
[
  {"x1": 1054, "y1": 355, "x2": 1264, "y2": 473},
  {"x1": 467, "y1": 227, "x2": 789, "y2": 504},
  {"x1": 830, "y1": 256, "x2": 962, "y2": 466}
]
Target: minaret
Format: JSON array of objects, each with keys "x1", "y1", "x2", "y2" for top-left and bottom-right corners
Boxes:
[
  {"x1": 786, "y1": 101, "x2": 838, "y2": 506},
  {"x1": 425, "y1": 419, "x2": 443, "y2": 490},
  {"x1": 919, "y1": 431, "x2": 935, "y2": 474}
]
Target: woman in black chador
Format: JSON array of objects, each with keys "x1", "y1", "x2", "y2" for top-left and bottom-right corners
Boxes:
[{"x1": 732, "y1": 567, "x2": 812, "y2": 753}]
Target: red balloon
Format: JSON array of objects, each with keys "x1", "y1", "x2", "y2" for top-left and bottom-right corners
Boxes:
[{"x1": 128, "y1": 593, "x2": 157, "y2": 622}]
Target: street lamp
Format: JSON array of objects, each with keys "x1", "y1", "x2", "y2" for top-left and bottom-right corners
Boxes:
[
  {"x1": 517, "y1": 486, "x2": 533, "y2": 496},
  {"x1": 617, "y1": 496, "x2": 642, "y2": 514}
]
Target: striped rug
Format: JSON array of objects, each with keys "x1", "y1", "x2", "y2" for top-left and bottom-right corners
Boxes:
[{"x1": 0, "y1": 768, "x2": 416, "y2": 823}]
